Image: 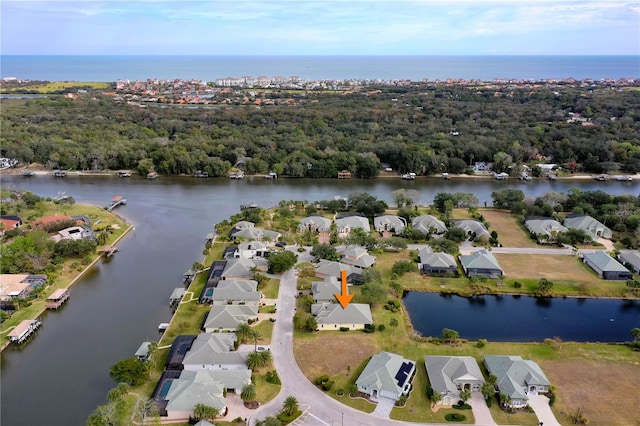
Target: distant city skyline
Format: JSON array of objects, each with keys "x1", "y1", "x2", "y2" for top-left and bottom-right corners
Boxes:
[{"x1": 1, "y1": 1, "x2": 639, "y2": 56}]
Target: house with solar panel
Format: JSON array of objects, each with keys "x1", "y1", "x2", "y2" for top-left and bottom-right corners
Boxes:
[{"x1": 355, "y1": 351, "x2": 416, "y2": 401}]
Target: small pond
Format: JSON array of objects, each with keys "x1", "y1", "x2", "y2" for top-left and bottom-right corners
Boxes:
[{"x1": 402, "y1": 292, "x2": 640, "y2": 342}]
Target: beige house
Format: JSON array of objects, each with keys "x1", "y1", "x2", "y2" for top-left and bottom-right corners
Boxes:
[{"x1": 310, "y1": 303, "x2": 373, "y2": 330}]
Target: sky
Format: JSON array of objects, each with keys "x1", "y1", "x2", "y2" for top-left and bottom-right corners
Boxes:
[{"x1": 1, "y1": 0, "x2": 639, "y2": 55}]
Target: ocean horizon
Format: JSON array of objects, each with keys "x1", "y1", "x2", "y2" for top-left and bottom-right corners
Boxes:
[{"x1": 2, "y1": 54, "x2": 639, "y2": 82}]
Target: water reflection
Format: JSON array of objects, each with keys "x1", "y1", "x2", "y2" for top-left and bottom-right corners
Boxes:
[{"x1": 403, "y1": 292, "x2": 638, "y2": 342}]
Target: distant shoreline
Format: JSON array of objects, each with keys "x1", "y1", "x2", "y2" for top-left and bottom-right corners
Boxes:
[{"x1": 2, "y1": 166, "x2": 638, "y2": 182}]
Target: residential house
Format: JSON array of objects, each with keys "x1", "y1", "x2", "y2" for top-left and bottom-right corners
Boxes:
[
  {"x1": 298, "y1": 215, "x2": 332, "y2": 233},
  {"x1": 485, "y1": 355, "x2": 551, "y2": 408},
  {"x1": 338, "y1": 245, "x2": 376, "y2": 268},
  {"x1": 453, "y1": 219, "x2": 490, "y2": 241},
  {"x1": 51, "y1": 226, "x2": 96, "y2": 242},
  {"x1": 163, "y1": 370, "x2": 227, "y2": 421},
  {"x1": 210, "y1": 280, "x2": 261, "y2": 305},
  {"x1": 315, "y1": 260, "x2": 362, "y2": 283},
  {"x1": 412, "y1": 215, "x2": 447, "y2": 236},
  {"x1": 473, "y1": 162, "x2": 493, "y2": 173},
  {"x1": 564, "y1": 214, "x2": 613, "y2": 239},
  {"x1": 459, "y1": 249, "x2": 503, "y2": 278},
  {"x1": 373, "y1": 215, "x2": 407, "y2": 237},
  {"x1": 582, "y1": 251, "x2": 632, "y2": 280},
  {"x1": 618, "y1": 250, "x2": 640, "y2": 274},
  {"x1": 230, "y1": 227, "x2": 281, "y2": 243},
  {"x1": 182, "y1": 333, "x2": 247, "y2": 371},
  {"x1": 418, "y1": 249, "x2": 458, "y2": 276},
  {"x1": 203, "y1": 305, "x2": 259, "y2": 332},
  {"x1": 232, "y1": 241, "x2": 271, "y2": 259},
  {"x1": 524, "y1": 217, "x2": 568, "y2": 243},
  {"x1": 424, "y1": 356, "x2": 486, "y2": 405},
  {"x1": 220, "y1": 259, "x2": 258, "y2": 280},
  {"x1": 311, "y1": 303, "x2": 373, "y2": 330},
  {"x1": 356, "y1": 351, "x2": 416, "y2": 401},
  {"x1": 335, "y1": 216, "x2": 370, "y2": 236},
  {"x1": 311, "y1": 276, "x2": 341, "y2": 304},
  {"x1": 0, "y1": 215, "x2": 22, "y2": 235},
  {"x1": 0, "y1": 274, "x2": 48, "y2": 301}
]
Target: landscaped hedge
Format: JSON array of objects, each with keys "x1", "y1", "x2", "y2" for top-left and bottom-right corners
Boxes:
[
  {"x1": 453, "y1": 402, "x2": 472, "y2": 410},
  {"x1": 315, "y1": 375, "x2": 329, "y2": 385},
  {"x1": 445, "y1": 413, "x2": 466, "y2": 422},
  {"x1": 278, "y1": 409, "x2": 302, "y2": 424},
  {"x1": 322, "y1": 380, "x2": 334, "y2": 391}
]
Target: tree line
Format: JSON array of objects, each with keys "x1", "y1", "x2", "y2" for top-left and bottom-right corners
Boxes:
[{"x1": 1, "y1": 83, "x2": 639, "y2": 177}]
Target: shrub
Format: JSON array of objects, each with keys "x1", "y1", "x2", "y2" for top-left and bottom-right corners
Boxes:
[
  {"x1": 513, "y1": 281, "x2": 522, "y2": 288},
  {"x1": 266, "y1": 370, "x2": 281, "y2": 385},
  {"x1": 322, "y1": 381, "x2": 334, "y2": 391},
  {"x1": 425, "y1": 385, "x2": 434, "y2": 399},
  {"x1": 476, "y1": 339, "x2": 487, "y2": 348},
  {"x1": 445, "y1": 413, "x2": 466, "y2": 422},
  {"x1": 277, "y1": 410, "x2": 302, "y2": 424},
  {"x1": 315, "y1": 375, "x2": 329, "y2": 385},
  {"x1": 378, "y1": 324, "x2": 386, "y2": 331},
  {"x1": 453, "y1": 402, "x2": 472, "y2": 410},
  {"x1": 391, "y1": 260, "x2": 415, "y2": 276},
  {"x1": 339, "y1": 327, "x2": 349, "y2": 332}
]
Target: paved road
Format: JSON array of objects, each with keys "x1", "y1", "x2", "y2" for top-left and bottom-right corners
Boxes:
[{"x1": 248, "y1": 269, "x2": 483, "y2": 426}]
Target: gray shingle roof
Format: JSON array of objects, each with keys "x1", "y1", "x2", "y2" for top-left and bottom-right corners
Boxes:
[
  {"x1": 182, "y1": 333, "x2": 245, "y2": 366},
  {"x1": 564, "y1": 215, "x2": 612, "y2": 238},
  {"x1": 419, "y1": 251, "x2": 456, "y2": 268},
  {"x1": 311, "y1": 303, "x2": 373, "y2": 325},
  {"x1": 336, "y1": 216, "x2": 371, "y2": 233},
  {"x1": 299, "y1": 216, "x2": 332, "y2": 232},
  {"x1": 524, "y1": 218, "x2": 568, "y2": 236},
  {"x1": 221, "y1": 259, "x2": 257, "y2": 279},
  {"x1": 619, "y1": 250, "x2": 640, "y2": 273},
  {"x1": 583, "y1": 251, "x2": 630, "y2": 273},
  {"x1": 311, "y1": 277, "x2": 341, "y2": 303},
  {"x1": 203, "y1": 305, "x2": 259, "y2": 330},
  {"x1": 412, "y1": 215, "x2": 447, "y2": 235},
  {"x1": 165, "y1": 371, "x2": 226, "y2": 412},
  {"x1": 374, "y1": 215, "x2": 407, "y2": 233},
  {"x1": 459, "y1": 249, "x2": 503, "y2": 273},
  {"x1": 453, "y1": 220, "x2": 490, "y2": 240},
  {"x1": 424, "y1": 356, "x2": 485, "y2": 397},
  {"x1": 211, "y1": 280, "x2": 261, "y2": 303},
  {"x1": 356, "y1": 351, "x2": 416, "y2": 399},
  {"x1": 485, "y1": 355, "x2": 550, "y2": 401}
]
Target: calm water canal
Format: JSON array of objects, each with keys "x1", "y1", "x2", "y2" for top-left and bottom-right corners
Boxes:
[{"x1": 0, "y1": 175, "x2": 638, "y2": 425}]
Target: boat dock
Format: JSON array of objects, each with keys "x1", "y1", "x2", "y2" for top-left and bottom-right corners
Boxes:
[
  {"x1": 46, "y1": 289, "x2": 70, "y2": 309},
  {"x1": 106, "y1": 195, "x2": 126, "y2": 211},
  {"x1": 158, "y1": 322, "x2": 170, "y2": 333},
  {"x1": 99, "y1": 245, "x2": 119, "y2": 257},
  {"x1": 8, "y1": 319, "x2": 42, "y2": 344}
]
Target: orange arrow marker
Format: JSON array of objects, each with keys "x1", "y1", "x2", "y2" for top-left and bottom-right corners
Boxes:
[{"x1": 334, "y1": 270, "x2": 354, "y2": 309}]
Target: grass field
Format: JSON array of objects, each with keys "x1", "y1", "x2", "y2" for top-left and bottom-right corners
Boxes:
[
  {"x1": 4, "y1": 81, "x2": 110, "y2": 93},
  {"x1": 479, "y1": 209, "x2": 539, "y2": 248}
]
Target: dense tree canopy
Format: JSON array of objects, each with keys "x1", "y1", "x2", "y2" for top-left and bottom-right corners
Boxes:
[{"x1": 2, "y1": 83, "x2": 639, "y2": 177}]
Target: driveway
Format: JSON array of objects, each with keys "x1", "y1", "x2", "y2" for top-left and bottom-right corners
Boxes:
[
  {"x1": 371, "y1": 396, "x2": 396, "y2": 418},
  {"x1": 528, "y1": 394, "x2": 561, "y2": 426},
  {"x1": 469, "y1": 391, "x2": 496, "y2": 425},
  {"x1": 248, "y1": 269, "x2": 460, "y2": 426}
]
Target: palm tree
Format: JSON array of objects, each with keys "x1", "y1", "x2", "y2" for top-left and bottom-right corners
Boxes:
[
  {"x1": 459, "y1": 389, "x2": 471, "y2": 404},
  {"x1": 430, "y1": 390, "x2": 442, "y2": 408},
  {"x1": 389, "y1": 317, "x2": 399, "y2": 331},
  {"x1": 246, "y1": 351, "x2": 261, "y2": 370},
  {"x1": 236, "y1": 322, "x2": 251, "y2": 344},
  {"x1": 250, "y1": 329, "x2": 262, "y2": 351},
  {"x1": 282, "y1": 395, "x2": 299, "y2": 417},
  {"x1": 240, "y1": 383, "x2": 256, "y2": 404},
  {"x1": 481, "y1": 382, "x2": 495, "y2": 401},
  {"x1": 258, "y1": 349, "x2": 272, "y2": 366}
]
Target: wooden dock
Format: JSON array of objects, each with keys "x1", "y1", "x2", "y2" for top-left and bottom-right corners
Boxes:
[
  {"x1": 8, "y1": 319, "x2": 42, "y2": 344},
  {"x1": 106, "y1": 195, "x2": 126, "y2": 211},
  {"x1": 99, "y1": 245, "x2": 119, "y2": 257},
  {"x1": 46, "y1": 289, "x2": 70, "y2": 309}
]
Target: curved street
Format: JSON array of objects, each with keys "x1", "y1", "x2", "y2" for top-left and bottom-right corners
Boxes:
[{"x1": 249, "y1": 269, "x2": 477, "y2": 426}]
